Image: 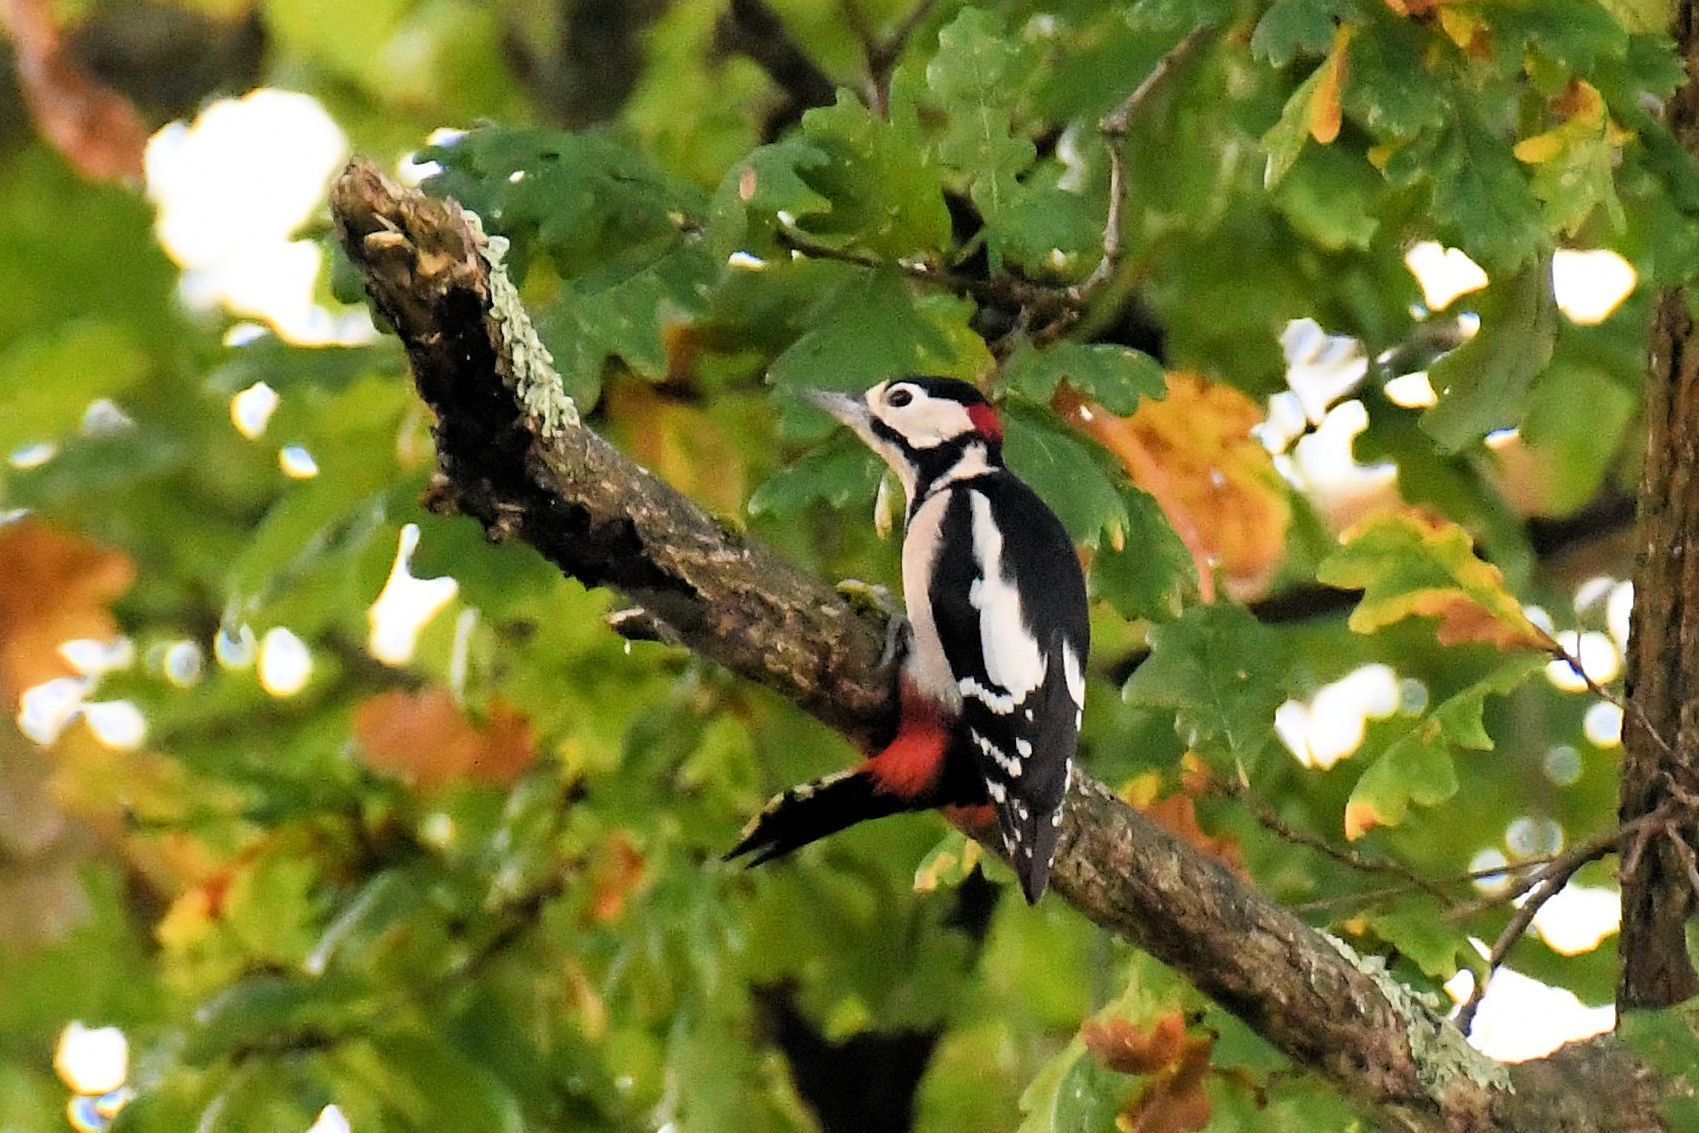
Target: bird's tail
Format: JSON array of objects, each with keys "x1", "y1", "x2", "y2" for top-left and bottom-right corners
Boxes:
[{"x1": 725, "y1": 768, "x2": 915, "y2": 867}]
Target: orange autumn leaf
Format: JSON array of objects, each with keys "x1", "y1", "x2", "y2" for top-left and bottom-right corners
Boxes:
[
  {"x1": 588, "y1": 831, "x2": 647, "y2": 924},
  {"x1": 1411, "y1": 593, "x2": 1550, "y2": 651},
  {"x1": 0, "y1": 0, "x2": 150, "y2": 181},
  {"x1": 1120, "y1": 1037, "x2": 1215, "y2": 1133},
  {"x1": 1123, "y1": 375, "x2": 1290, "y2": 597},
  {"x1": 0, "y1": 519, "x2": 135, "y2": 703},
  {"x1": 1061, "y1": 375, "x2": 1290, "y2": 603},
  {"x1": 1122, "y1": 773, "x2": 1245, "y2": 873},
  {"x1": 1343, "y1": 798, "x2": 1381, "y2": 841},
  {"x1": 1083, "y1": 1012, "x2": 1189, "y2": 1076},
  {"x1": 354, "y1": 689, "x2": 535, "y2": 790}
]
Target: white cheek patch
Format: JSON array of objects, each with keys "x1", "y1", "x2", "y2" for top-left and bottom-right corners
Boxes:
[{"x1": 877, "y1": 397, "x2": 977, "y2": 448}]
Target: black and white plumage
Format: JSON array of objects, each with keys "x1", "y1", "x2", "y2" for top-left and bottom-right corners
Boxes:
[{"x1": 728, "y1": 376, "x2": 1089, "y2": 904}]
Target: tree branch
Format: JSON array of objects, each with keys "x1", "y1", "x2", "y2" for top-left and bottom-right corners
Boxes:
[
  {"x1": 1079, "y1": 27, "x2": 1211, "y2": 301},
  {"x1": 329, "y1": 159, "x2": 1673, "y2": 1133},
  {"x1": 715, "y1": 0, "x2": 839, "y2": 132}
]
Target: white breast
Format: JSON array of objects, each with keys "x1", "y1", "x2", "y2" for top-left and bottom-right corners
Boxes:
[{"x1": 901, "y1": 492, "x2": 963, "y2": 710}]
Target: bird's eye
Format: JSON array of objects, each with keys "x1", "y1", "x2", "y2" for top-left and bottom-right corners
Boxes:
[{"x1": 887, "y1": 387, "x2": 914, "y2": 408}]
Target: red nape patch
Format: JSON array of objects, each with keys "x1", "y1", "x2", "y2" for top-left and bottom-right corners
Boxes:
[{"x1": 967, "y1": 403, "x2": 1004, "y2": 442}]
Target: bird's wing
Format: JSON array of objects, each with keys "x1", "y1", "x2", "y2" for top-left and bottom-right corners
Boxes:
[{"x1": 926, "y1": 478, "x2": 1088, "y2": 902}]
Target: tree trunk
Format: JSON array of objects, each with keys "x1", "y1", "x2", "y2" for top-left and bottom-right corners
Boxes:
[{"x1": 1621, "y1": 0, "x2": 1699, "y2": 1014}]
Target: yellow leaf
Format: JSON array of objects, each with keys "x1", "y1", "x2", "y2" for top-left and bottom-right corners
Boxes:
[
  {"x1": 1552, "y1": 80, "x2": 1606, "y2": 125},
  {"x1": 1309, "y1": 26, "x2": 1355, "y2": 145},
  {"x1": 1344, "y1": 799, "x2": 1382, "y2": 841},
  {"x1": 1513, "y1": 131, "x2": 1564, "y2": 164},
  {"x1": 1318, "y1": 511, "x2": 1555, "y2": 653},
  {"x1": 156, "y1": 886, "x2": 219, "y2": 952},
  {"x1": 1119, "y1": 771, "x2": 1166, "y2": 809},
  {"x1": 1437, "y1": 7, "x2": 1485, "y2": 52}
]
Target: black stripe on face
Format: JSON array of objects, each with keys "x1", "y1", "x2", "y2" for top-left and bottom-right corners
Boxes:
[
  {"x1": 897, "y1": 376, "x2": 991, "y2": 408},
  {"x1": 869, "y1": 417, "x2": 911, "y2": 452}
]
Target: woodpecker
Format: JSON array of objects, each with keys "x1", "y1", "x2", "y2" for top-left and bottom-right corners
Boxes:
[{"x1": 727, "y1": 376, "x2": 1089, "y2": 903}]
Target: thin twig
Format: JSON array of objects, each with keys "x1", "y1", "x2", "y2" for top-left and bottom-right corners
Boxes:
[
  {"x1": 1622, "y1": 815, "x2": 1658, "y2": 885},
  {"x1": 1077, "y1": 26, "x2": 1211, "y2": 300},
  {"x1": 717, "y1": 0, "x2": 839, "y2": 114},
  {"x1": 1444, "y1": 807, "x2": 1672, "y2": 924},
  {"x1": 1549, "y1": 641, "x2": 1675, "y2": 759},
  {"x1": 1452, "y1": 804, "x2": 1678, "y2": 1033},
  {"x1": 1454, "y1": 878, "x2": 1551, "y2": 1034},
  {"x1": 1665, "y1": 826, "x2": 1699, "y2": 905},
  {"x1": 1203, "y1": 768, "x2": 1450, "y2": 903},
  {"x1": 868, "y1": 0, "x2": 940, "y2": 83},
  {"x1": 1286, "y1": 856, "x2": 1560, "y2": 916},
  {"x1": 775, "y1": 224, "x2": 1073, "y2": 314}
]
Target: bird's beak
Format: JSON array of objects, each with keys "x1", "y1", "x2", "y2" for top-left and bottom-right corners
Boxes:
[{"x1": 799, "y1": 388, "x2": 870, "y2": 428}]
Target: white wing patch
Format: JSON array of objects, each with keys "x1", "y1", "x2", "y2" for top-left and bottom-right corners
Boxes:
[
  {"x1": 1062, "y1": 644, "x2": 1086, "y2": 711},
  {"x1": 959, "y1": 675, "x2": 1016, "y2": 714},
  {"x1": 971, "y1": 729, "x2": 1023, "y2": 777},
  {"x1": 967, "y1": 491, "x2": 1047, "y2": 700}
]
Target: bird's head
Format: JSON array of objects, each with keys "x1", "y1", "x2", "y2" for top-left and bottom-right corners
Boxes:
[{"x1": 801, "y1": 377, "x2": 1003, "y2": 500}]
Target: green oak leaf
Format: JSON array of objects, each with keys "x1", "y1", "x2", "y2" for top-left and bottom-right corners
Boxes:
[
  {"x1": 1421, "y1": 257, "x2": 1559, "y2": 452},
  {"x1": 765, "y1": 266, "x2": 954, "y2": 395},
  {"x1": 1001, "y1": 405, "x2": 1129, "y2": 547},
  {"x1": 747, "y1": 436, "x2": 882, "y2": 519},
  {"x1": 999, "y1": 341, "x2": 1166, "y2": 415},
  {"x1": 1418, "y1": 113, "x2": 1548, "y2": 274},
  {"x1": 926, "y1": 8, "x2": 1038, "y2": 230},
  {"x1": 535, "y1": 243, "x2": 719, "y2": 406},
  {"x1": 1093, "y1": 487, "x2": 1197, "y2": 623},
  {"x1": 1344, "y1": 656, "x2": 1543, "y2": 838},
  {"x1": 1365, "y1": 911, "x2": 1481, "y2": 981},
  {"x1": 788, "y1": 91, "x2": 953, "y2": 259},
  {"x1": 1251, "y1": 0, "x2": 1360, "y2": 67},
  {"x1": 1123, "y1": 603, "x2": 1296, "y2": 772}
]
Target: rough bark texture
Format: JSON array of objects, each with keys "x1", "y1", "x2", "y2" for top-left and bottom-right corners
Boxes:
[
  {"x1": 330, "y1": 159, "x2": 1672, "y2": 1133},
  {"x1": 1622, "y1": 0, "x2": 1699, "y2": 1014}
]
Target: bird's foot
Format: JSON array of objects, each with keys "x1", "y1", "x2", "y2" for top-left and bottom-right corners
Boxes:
[{"x1": 835, "y1": 579, "x2": 910, "y2": 670}]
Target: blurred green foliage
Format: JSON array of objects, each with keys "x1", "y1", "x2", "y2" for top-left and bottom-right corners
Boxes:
[{"x1": 0, "y1": 0, "x2": 1690, "y2": 1130}]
